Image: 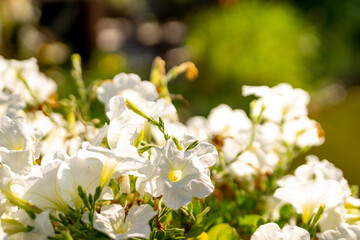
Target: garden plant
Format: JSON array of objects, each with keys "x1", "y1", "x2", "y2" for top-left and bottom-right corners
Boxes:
[{"x1": 0, "y1": 55, "x2": 359, "y2": 240}]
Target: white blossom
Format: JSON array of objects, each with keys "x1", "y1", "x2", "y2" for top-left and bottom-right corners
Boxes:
[
  {"x1": 293, "y1": 155, "x2": 350, "y2": 194},
  {"x1": 137, "y1": 140, "x2": 215, "y2": 210},
  {"x1": 0, "y1": 91, "x2": 25, "y2": 118},
  {"x1": 0, "y1": 57, "x2": 57, "y2": 105},
  {"x1": 97, "y1": 73, "x2": 158, "y2": 110},
  {"x1": 251, "y1": 223, "x2": 310, "y2": 240},
  {"x1": 0, "y1": 116, "x2": 42, "y2": 175},
  {"x1": 78, "y1": 142, "x2": 148, "y2": 188},
  {"x1": 107, "y1": 96, "x2": 178, "y2": 148},
  {"x1": 57, "y1": 154, "x2": 103, "y2": 209},
  {"x1": 282, "y1": 118, "x2": 324, "y2": 149},
  {"x1": 274, "y1": 179, "x2": 347, "y2": 224},
  {"x1": 22, "y1": 158, "x2": 69, "y2": 213},
  {"x1": 207, "y1": 104, "x2": 252, "y2": 143},
  {"x1": 107, "y1": 96, "x2": 144, "y2": 149},
  {"x1": 243, "y1": 83, "x2": 310, "y2": 123},
  {"x1": 320, "y1": 223, "x2": 360, "y2": 240},
  {"x1": 87, "y1": 204, "x2": 157, "y2": 240}
]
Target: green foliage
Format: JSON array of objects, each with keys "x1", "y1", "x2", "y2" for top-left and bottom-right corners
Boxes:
[
  {"x1": 182, "y1": 0, "x2": 319, "y2": 115},
  {"x1": 47, "y1": 186, "x2": 106, "y2": 239},
  {"x1": 277, "y1": 204, "x2": 295, "y2": 228},
  {"x1": 207, "y1": 223, "x2": 239, "y2": 240}
]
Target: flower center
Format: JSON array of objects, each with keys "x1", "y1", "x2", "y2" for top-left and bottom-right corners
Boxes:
[
  {"x1": 117, "y1": 223, "x2": 129, "y2": 234},
  {"x1": 11, "y1": 143, "x2": 24, "y2": 151},
  {"x1": 302, "y1": 202, "x2": 317, "y2": 223},
  {"x1": 112, "y1": 218, "x2": 129, "y2": 234},
  {"x1": 169, "y1": 169, "x2": 183, "y2": 182}
]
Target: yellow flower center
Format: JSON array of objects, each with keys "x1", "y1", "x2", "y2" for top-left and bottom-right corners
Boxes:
[
  {"x1": 10, "y1": 141, "x2": 24, "y2": 151},
  {"x1": 169, "y1": 169, "x2": 183, "y2": 182},
  {"x1": 302, "y1": 202, "x2": 316, "y2": 223},
  {"x1": 113, "y1": 219, "x2": 129, "y2": 234},
  {"x1": 117, "y1": 223, "x2": 129, "y2": 234}
]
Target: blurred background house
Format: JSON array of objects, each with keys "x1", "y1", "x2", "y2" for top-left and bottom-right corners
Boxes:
[{"x1": 1, "y1": 0, "x2": 360, "y2": 185}]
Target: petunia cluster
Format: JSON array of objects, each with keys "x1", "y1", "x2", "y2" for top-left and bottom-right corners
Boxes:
[
  {"x1": 0, "y1": 55, "x2": 359, "y2": 240},
  {"x1": 186, "y1": 83, "x2": 324, "y2": 180},
  {"x1": 0, "y1": 56, "x2": 216, "y2": 239}
]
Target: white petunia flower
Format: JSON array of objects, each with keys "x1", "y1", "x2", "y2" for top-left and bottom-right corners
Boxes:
[
  {"x1": 152, "y1": 121, "x2": 188, "y2": 146},
  {"x1": 186, "y1": 116, "x2": 211, "y2": 141},
  {"x1": 207, "y1": 104, "x2": 252, "y2": 143},
  {"x1": 0, "y1": 91, "x2": 25, "y2": 118},
  {"x1": 180, "y1": 135, "x2": 218, "y2": 168},
  {"x1": 320, "y1": 222, "x2": 360, "y2": 240},
  {"x1": 0, "y1": 163, "x2": 41, "y2": 220},
  {"x1": 86, "y1": 204, "x2": 157, "y2": 240},
  {"x1": 90, "y1": 123, "x2": 109, "y2": 146},
  {"x1": 97, "y1": 73, "x2": 158, "y2": 110},
  {"x1": 0, "y1": 162, "x2": 41, "y2": 199},
  {"x1": 57, "y1": 154, "x2": 103, "y2": 209},
  {"x1": 274, "y1": 179, "x2": 348, "y2": 224},
  {"x1": 20, "y1": 150, "x2": 113, "y2": 212},
  {"x1": 0, "y1": 116, "x2": 42, "y2": 175},
  {"x1": 282, "y1": 118, "x2": 324, "y2": 149},
  {"x1": 29, "y1": 210, "x2": 55, "y2": 240},
  {"x1": 23, "y1": 210, "x2": 55, "y2": 240},
  {"x1": 107, "y1": 96, "x2": 178, "y2": 148},
  {"x1": 226, "y1": 140, "x2": 279, "y2": 179},
  {"x1": 319, "y1": 206, "x2": 346, "y2": 232},
  {"x1": 1, "y1": 206, "x2": 37, "y2": 236},
  {"x1": 138, "y1": 140, "x2": 215, "y2": 210},
  {"x1": 38, "y1": 114, "x2": 100, "y2": 157},
  {"x1": 186, "y1": 104, "x2": 283, "y2": 179},
  {"x1": 187, "y1": 104, "x2": 252, "y2": 153},
  {"x1": 22, "y1": 111, "x2": 57, "y2": 138},
  {"x1": 243, "y1": 83, "x2": 310, "y2": 123},
  {"x1": 106, "y1": 96, "x2": 144, "y2": 149},
  {"x1": 42, "y1": 129, "x2": 83, "y2": 158},
  {"x1": 22, "y1": 158, "x2": 69, "y2": 213},
  {"x1": 255, "y1": 122, "x2": 282, "y2": 153},
  {"x1": 276, "y1": 156, "x2": 351, "y2": 231},
  {"x1": 251, "y1": 223, "x2": 310, "y2": 240},
  {"x1": 345, "y1": 196, "x2": 360, "y2": 225},
  {"x1": 2, "y1": 210, "x2": 55, "y2": 240},
  {"x1": 186, "y1": 104, "x2": 253, "y2": 171},
  {"x1": 293, "y1": 155, "x2": 350, "y2": 194},
  {"x1": 0, "y1": 57, "x2": 57, "y2": 105},
  {"x1": 79, "y1": 142, "x2": 148, "y2": 188}
]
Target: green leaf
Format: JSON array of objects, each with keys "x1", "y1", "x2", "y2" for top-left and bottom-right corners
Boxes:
[
  {"x1": 204, "y1": 209, "x2": 221, "y2": 230},
  {"x1": 279, "y1": 204, "x2": 294, "y2": 219},
  {"x1": 186, "y1": 140, "x2": 199, "y2": 151},
  {"x1": 238, "y1": 214, "x2": 264, "y2": 227},
  {"x1": 93, "y1": 186, "x2": 102, "y2": 202},
  {"x1": 138, "y1": 145, "x2": 156, "y2": 154},
  {"x1": 207, "y1": 223, "x2": 239, "y2": 240},
  {"x1": 196, "y1": 206, "x2": 211, "y2": 220},
  {"x1": 77, "y1": 186, "x2": 89, "y2": 209},
  {"x1": 108, "y1": 179, "x2": 119, "y2": 197},
  {"x1": 133, "y1": 128, "x2": 144, "y2": 147},
  {"x1": 186, "y1": 224, "x2": 205, "y2": 238},
  {"x1": 172, "y1": 137, "x2": 183, "y2": 151}
]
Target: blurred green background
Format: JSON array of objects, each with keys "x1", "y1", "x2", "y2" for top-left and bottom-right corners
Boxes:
[{"x1": 1, "y1": 0, "x2": 360, "y2": 185}]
